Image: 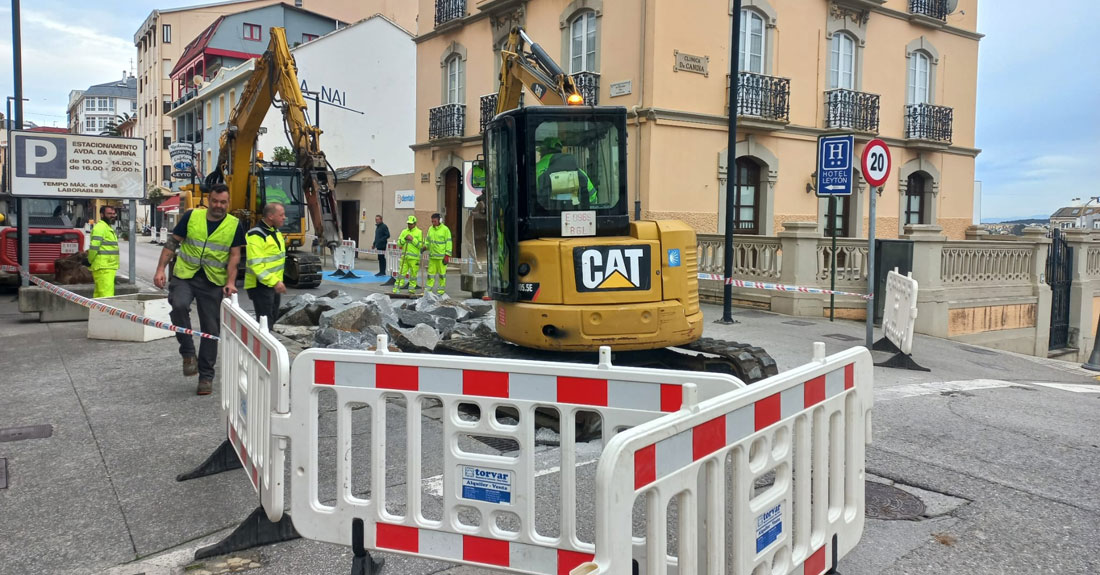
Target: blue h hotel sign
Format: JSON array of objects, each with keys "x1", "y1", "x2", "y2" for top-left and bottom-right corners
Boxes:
[
  {"x1": 816, "y1": 134, "x2": 854, "y2": 197},
  {"x1": 9, "y1": 131, "x2": 146, "y2": 200}
]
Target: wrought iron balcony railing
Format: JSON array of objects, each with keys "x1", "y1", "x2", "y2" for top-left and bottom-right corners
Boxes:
[
  {"x1": 908, "y1": 0, "x2": 948, "y2": 21},
  {"x1": 726, "y1": 72, "x2": 791, "y2": 122},
  {"x1": 824, "y1": 89, "x2": 880, "y2": 133},
  {"x1": 572, "y1": 71, "x2": 599, "y2": 106},
  {"x1": 479, "y1": 94, "x2": 497, "y2": 133},
  {"x1": 429, "y1": 103, "x2": 465, "y2": 140},
  {"x1": 435, "y1": 0, "x2": 466, "y2": 27},
  {"x1": 905, "y1": 102, "x2": 953, "y2": 143}
]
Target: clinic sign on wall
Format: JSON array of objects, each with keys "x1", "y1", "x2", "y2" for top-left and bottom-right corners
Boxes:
[{"x1": 8, "y1": 131, "x2": 146, "y2": 200}]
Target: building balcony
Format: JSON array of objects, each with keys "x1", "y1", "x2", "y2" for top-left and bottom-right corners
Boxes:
[
  {"x1": 726, "y1": 72, "x2": 791, "y2": 129},
  {"x1": 908, "y1": 0, "x2": 948, "y2": 27},
  {"x1": 823, "y1": 89, "x2": 880, "y2": 134},
  {"x1": 905, "y1": 102, "x2": 953, "y2": 149},
  {"x1": 572, "y1": 71, "x2": 599, "y2": 106},
  {"x1": 480, "y1": 94, "x2": 497, "y2": 134},
  {"x1": 429, "y1": 103, "x2": 466, "y2": 141},
  {"x1": 435, "y1": 0, "x2": 466, "y2": 28}
]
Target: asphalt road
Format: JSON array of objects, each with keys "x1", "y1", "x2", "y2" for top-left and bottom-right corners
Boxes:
[{"x1": 2, "y1": 239, "x2": 1098, "y2": 575}]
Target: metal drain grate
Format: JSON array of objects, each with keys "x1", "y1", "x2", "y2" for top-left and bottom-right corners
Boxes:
[
  {"x1": 471, "y1": 435, "x2": 520, "y2": 454},
  {"x1": 782, "y1": 320, "x2": 815, "y2": 327},
  {"x1": 0, "y1": 425, "x2": 53, "y2": 443},
  {"x1": 865, "y1": 481, "x2": 926, "y2": 520},
  {"x1": 825, "y1": 333, "x2": 862, "y2": 342}
]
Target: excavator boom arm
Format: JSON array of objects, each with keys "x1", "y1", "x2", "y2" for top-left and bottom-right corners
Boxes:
[{"x1": 496, "y1": 27, "x2": 583, "y2": 115}]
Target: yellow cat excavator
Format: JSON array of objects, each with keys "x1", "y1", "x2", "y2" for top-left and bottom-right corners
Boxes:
[
  {"x1": 185, "y1": 26, "x2": 340, "y2": 288},
  {"x1": 438, "y1": 28, "x2": 777, "y2": 382}
]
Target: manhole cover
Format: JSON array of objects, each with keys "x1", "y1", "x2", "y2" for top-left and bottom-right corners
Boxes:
[
  {"x1": 866, "y1": 481, "x2": 925, "y2": 520},
  {"x1": 825, "y1": 333, "x2": 861, "y2": 342},
  {"x1": 0, "y1": 424, "x2": 53, "y2": 443},
  {"x1": 782, "y1": 320, "x2": 814, "y2": 327}
]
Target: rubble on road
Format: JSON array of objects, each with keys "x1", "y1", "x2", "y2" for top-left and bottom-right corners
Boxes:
[{"x1": 271, "y1": 290, "x2": 495, "y2": 353}]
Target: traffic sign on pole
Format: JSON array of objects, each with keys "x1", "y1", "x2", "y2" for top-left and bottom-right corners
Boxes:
[
  {"x1": 816, "y1": 134, "x2": 854, "y2": 197},
  {"x1": 861, "y1": 138, "x2": 892, "y2": 188}
]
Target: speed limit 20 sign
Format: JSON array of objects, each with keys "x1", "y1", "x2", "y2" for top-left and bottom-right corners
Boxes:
[{"x1": 860, "y1": 138, "x2": 892, "y2": 188}]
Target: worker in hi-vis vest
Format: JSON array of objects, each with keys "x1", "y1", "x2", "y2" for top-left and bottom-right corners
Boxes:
[
  {"x1": 394, "y1": 215, "x2": 423, "y2": 294},
  {"x1": 88, "y1": 205, "x2": 120, "y2": 298},
  {"x1": 244, "y1": 202, "x2": 288, "y2": 324},
  {"x1": 424, "y1": 212, "x2": 452, "y2": 295}
]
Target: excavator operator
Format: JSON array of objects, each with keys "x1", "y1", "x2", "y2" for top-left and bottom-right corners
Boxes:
[{"x1": 535, "y1": 137, "x2": 598, "y2": 207}]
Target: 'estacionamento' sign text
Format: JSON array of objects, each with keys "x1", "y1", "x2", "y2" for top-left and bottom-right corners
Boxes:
[{"x1": 8, "y1": 131, "x2": 146, "y2": 200}]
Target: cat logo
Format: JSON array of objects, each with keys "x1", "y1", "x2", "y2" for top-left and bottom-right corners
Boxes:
[{"x1": 573, "y1": 245, "x2": 651, "y2": 292}]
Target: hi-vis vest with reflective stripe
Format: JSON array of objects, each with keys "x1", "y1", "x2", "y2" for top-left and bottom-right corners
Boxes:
[
  {"x1": 244, "y1": 224, "x2": 286, "y2": 289},
  {"x1": 173, "y1": 209, "x2": 240, "y2": 286},
  {"x1": 397, "y1": 227, "x2": 423, "y2": 258},
  {"x1": 88, "y1": 220, "x2": 119, "y2": 271},
  {"x1": 427, "y1": 224, "x2": 452, "y2": 258}
]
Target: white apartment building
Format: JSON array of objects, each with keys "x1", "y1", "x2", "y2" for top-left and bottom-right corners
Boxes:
[{"x1": 67, "y1": 74, "x2": 137, "y2": 135}]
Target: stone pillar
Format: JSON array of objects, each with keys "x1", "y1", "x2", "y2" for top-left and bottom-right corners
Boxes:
[
  {"x1": 1062, "y1": 228, "x2": 1091, "y2": 359},
  {"x1": 1021, "y1": 226, "x2": 1052, "y2": 356},
  {"x1": 964, "y1": 225, "x2": 989, "y2": 240},
  {"x1": 772, "y1": 222, "x2": 824, "y2": 317},
  {"x1": 902, "y1": 224, "x2": 948, "y2": 337}
]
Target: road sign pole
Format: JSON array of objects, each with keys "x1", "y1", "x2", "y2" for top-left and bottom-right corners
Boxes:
[
  {"x1": 720, "y1": 0, "x2": 742, "y2": 324},
  {"x1": 12, "y1": 0, "x2": 29, "y2": 287},
  {"x1": 866, "y1": 185, "x2": 877, "y2": 347},
  {"x1": 830, "y1": 195, "x2": 836, "y2": 322}
]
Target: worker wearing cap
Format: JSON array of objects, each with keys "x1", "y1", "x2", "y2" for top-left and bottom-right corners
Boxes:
[
  {"x1": 424, "y1": 213, "x2": 452, "y2": 295},
  {"x1": 88, "y1": 205, "x2": 120, "y2": 298},
  {"x1": 394, "y1": 215, "x2": 423, "y2": 293},
  {"x1": 535, "y1": 137, "x2": 598, "y2": 207}
]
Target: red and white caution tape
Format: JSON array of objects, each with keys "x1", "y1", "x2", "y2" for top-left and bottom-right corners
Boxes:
[
  {"x1": 696, "y1": 273, "x2": 873, "y2": 300},
  {"x1": 1, "y1": 265, "x2": 220, "y2": 340}
]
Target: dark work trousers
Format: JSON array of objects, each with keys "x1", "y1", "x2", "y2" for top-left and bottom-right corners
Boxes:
[
  {"x1": 168, "y1": 274, "x2": 223, "y2": 382},
  {"x1": 377, "y1": 253, "x2": 387, "y2": 275},
  {"x1": 247, "y1": 285, "x2": 281, "y2": 326}
]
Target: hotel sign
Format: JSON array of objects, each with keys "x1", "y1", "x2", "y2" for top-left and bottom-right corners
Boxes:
[{"x1": 674, "y1": 51, "x2": 709, "y2": 77}]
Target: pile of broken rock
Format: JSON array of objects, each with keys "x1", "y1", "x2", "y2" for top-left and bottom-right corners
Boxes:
[{"x1": 271, "y1": 290, "x2": 494, "y2": 353}]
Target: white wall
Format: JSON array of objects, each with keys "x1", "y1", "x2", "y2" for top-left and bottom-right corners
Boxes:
[{"x1": 257, "y1": 16, "x2": 416, "y2": 175}]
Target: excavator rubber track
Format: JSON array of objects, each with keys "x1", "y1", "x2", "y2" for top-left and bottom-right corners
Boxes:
[
  {"x1": 435, "y1": 335, "x2": 779, "y2": 384},
  {"x1": 285, "y1": 251, "x2": 322, "y2": 289}
]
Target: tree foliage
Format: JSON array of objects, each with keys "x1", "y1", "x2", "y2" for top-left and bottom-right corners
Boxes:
[{"x1": 272, "y1": 146, "x2": 296, "y2": 162}]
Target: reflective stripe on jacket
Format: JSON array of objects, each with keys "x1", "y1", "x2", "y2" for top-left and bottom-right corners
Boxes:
[
  {"x1": 397, "y1": 227, "x2": 423, "y2": 258},
  {"x1": 244, "y1": 224, "x2": 286, "y2": 289},
  {"x1": 173, "y1": 209, "x2": 240, "y2": 286},
  {"x1": 427, "y1": 224, "x2": 452, "y2": 259},
  {"x1": 88, "y1": 220, "x2": 120, "y2": 271}
]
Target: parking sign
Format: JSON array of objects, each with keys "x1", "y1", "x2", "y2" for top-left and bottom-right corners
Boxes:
[
  {"x1": 816, "y1": 134, "x2": 854, "y2": 197},
  {"x1": 8, "y1": 131, "x2": 146, "y2": 200}
]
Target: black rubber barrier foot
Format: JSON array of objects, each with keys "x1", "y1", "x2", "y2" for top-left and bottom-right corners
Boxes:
[
  {"x1": 871, "y1": 337, "x2": 930, "y2": 372},
  {"x1": 351, "y1": 518, "x2": 385, "y2": 575},
  {"x1": 177, "y1": 439, "x2": 242, "y2": 482},
  {"x1": 331, "y1": 270, "x2": 348, "y2": 278},
  {"x1": 343, "y1": 271, "x2": 360, "y2": 279},
  {"x1": 194, "y1": 506, "x2": 300, "y2": 560}
]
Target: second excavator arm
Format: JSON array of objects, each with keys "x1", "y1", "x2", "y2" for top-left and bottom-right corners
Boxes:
[
  {"x1": 496, "y1": 27, "x2": 585, "y2": 115},
  {"x1": 206, "y1": 26, "x2": 340, "y2": 249}
]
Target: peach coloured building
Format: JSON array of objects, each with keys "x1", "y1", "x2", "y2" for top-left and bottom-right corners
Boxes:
[{"x1": 412, "y1": 0, "x2": 980, "y2": 251}]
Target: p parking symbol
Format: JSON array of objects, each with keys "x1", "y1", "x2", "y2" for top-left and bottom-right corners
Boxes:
[{"x1": 15, "y1": 135, "x2": 67, "y2": 179}]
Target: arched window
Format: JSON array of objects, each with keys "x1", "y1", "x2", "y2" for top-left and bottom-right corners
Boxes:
[
  {"x1": 739, "y1": 9, "x2": 766, "y2": 74},
  {"x1": 905, "y1": 173, "x2": 927, "y2": 225},
  {"x1": 829, "y1": 32, "x2": 856, "y2": 90},
  {"x1": 908, "y1": 50, "x2": 931, "y2": 104},
  {"x1": 569, "y1": 11, "x2": 597, "y2": 73},
  {"x1": 445, "y1": 54, "x2": 463, "y2": 105}
]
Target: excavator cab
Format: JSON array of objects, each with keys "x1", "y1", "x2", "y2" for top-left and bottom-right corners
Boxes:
[
  {"x1": 485, "y1": 105, "x2": 629, "y2": 301},
  {"x1": 258, "y1": 162, "x2": 305, "y2": 243}
]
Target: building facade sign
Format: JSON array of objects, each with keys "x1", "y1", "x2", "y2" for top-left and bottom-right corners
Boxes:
[
  {"x1": 674, "y1": 51, "x2": 709, "y2": 76},
  {"x1": 8, "y1": 131, "x2": 145, "y2": 199},
  {"x1": 395, "y1": 189, "x2": 415, "y2": 209}
]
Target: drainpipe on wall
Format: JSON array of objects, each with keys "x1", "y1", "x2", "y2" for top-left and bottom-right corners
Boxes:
[{"x1": 632, "y1": 0, "x2": 647, "y2": 221}]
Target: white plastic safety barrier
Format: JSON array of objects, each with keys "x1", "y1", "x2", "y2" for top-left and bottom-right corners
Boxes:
[
  {"x1": 270, "y1": 343, "x2": 750, "y2": 574},
  {"x1": 881, "y1": 269, "x2": 918, "y2": 355},
  {"x1": 220, "y1": 294, "x2": 291, "y2": 521},
  {"x1": 575, "y1": 343, "x2": 873, "y2": 575},
  {"x1": 334, "y1": 239, "x2": 357, "y2": 273},
  {"x1": 159, "y1": 227, "x2": 169, "y2": 244}
]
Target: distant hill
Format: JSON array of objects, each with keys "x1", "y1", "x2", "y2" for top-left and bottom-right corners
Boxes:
[{"x1": 981, "y1": 215, "x2": 1050, "y2": 224}]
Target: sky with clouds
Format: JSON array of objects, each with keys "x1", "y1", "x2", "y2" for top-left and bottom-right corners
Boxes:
[{"x1": 1, "y1": 0, "x2": 1097, "y2": 220}]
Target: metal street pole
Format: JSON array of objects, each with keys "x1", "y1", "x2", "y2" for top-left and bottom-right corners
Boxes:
[
  {"x1": 721, "y1": 0, "x2": 742, "y2": 323},
  {"x1": 829, "y1": 196, "x2": 836, "y2": 321},
  {"x1": 128, "y1": 199, "x2": 136, "y2": 285},
  {"x1": 12, "y1": 0, "x2": 28, "y2": 287},
  {"x1": 866, "y1": 186, "x2": 878, "y2": 347}
]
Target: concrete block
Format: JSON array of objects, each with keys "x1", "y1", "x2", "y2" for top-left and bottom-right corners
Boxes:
[
  {"x1": 87, "y1": 293, "x2": 173, "y2": 342},
  {"x1": 19, "y1": 283, "x2": 140, "y2": 322},
  {"x1": 460, "y1": 273, "x2": 487, "y2": 297}
]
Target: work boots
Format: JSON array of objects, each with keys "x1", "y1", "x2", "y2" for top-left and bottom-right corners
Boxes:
[
  {"x1": 196, "y1": 379, "x2": 213, "y2": 396},
  {"x1": 182, "y1": 356, "x2": 198, "y2": 377}
]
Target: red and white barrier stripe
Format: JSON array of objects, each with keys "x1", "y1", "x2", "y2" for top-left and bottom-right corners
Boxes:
[
  {"x1": 223, "y1": 306, "x2": 275, "y2": 370},
  {"x1": 312, "y1": 360, "x2": 690, "y2": 412},
  {"x1": 376, "y1": 523, "x2": 594, "y2": 575},
  {"x1": 633, "y1": 363, "x2": 853, "y2": 489},
  {"x1": 1, "y1": 264, "x2": 219, "y2": 340},
  {"x1": 698, "y1": 274, "x2": 873, "y2": 300}
]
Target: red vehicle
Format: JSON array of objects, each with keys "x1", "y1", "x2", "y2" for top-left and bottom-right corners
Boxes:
[{"x1": 0, "y1": 198, "x2": 85, "y2": 283}]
